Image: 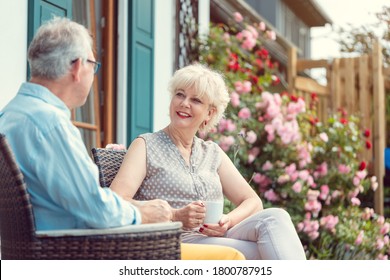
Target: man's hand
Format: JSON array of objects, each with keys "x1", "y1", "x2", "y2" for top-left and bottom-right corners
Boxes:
[{"x1": 138, "y1": 199, "x2": 172, "y2": 223}]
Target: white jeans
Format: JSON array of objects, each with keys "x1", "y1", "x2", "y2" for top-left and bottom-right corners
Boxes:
[{"x1": 182, "y1": 208, "x2": 307, "y2": 260}]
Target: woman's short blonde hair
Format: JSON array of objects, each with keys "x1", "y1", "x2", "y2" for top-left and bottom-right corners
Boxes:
[{"x1": 168, "y1": 63, "x2": 230, "y2": 133}]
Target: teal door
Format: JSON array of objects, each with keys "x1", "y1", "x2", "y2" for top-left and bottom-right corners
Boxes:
[
  {"x1": 127, "y1": 0, "x2": 154, "y2": 144},
  {"x1": 27, "y1": 0, "x2": 72, "y2": 78}
]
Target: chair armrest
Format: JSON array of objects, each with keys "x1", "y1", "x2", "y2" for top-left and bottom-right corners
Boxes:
[
  {"x1": 33, "y1": 222, "x2": 182, "y2": 259},
  {"x1": 36, "y1": 221, "x2": 182, "y2": 237}
]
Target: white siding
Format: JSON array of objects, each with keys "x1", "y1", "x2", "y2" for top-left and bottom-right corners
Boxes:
[
  {"x1": 0, "y1": 1, "x2": 28, "y2": 109},
  {"x1": 153, "y1": 0, "x2": 176, "y2": 132}
]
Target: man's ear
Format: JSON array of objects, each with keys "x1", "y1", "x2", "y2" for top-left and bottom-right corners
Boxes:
[{"x1": 70, "y1": 58, "x2": 82, "y2": 82}]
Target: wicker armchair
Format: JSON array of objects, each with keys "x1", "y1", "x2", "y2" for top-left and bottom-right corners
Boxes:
[
  {"x1": 0, "y1": 134, "x2": 181, "y2": 259},
  {"x1": 91, "y1": 147, "x2": 127, "y2": 188}
]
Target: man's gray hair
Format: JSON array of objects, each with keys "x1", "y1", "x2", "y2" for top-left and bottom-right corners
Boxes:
[{"x1": 28, "y1": 16, "x2": 93, "y2": 79}]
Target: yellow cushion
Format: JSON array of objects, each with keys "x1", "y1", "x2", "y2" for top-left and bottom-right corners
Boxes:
[{"x1": 181, "y1": 243, "x2": 245, "y2": 260}]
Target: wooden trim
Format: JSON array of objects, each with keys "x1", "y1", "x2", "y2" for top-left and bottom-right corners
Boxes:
[
  {"x1": 287, "y1": 47, "x2": 296, "y2": 94},
  {"x1": 72, "y1": 121, "x2": 98, "y2": 130},
  {"x1": 294, "y1": 76, "x2": 328, "y2": 95},
  {"x1": 296, "y1": 59, "x2": 328, "y2": 71},
  {"x1": 89, "y1": 0, "x2": 101, "y2": 147},
  {"x1": 102, "y1": 0, "x2": 116, "y2": 147},
  {"x1": 373, "y1": 40, "x2": 385, "y2": 215}
]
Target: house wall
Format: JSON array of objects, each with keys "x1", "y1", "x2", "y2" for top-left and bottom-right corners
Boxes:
[
  {"x1": 0, "y1": 1, "x2": 28, "y2": 110},
  {"x1": 152, "y1": 0, "x2": 210, "y2": 133},
  {"x1": 153, "y1": 0, "x2": 176, "y2": 132},
  {"x1": 116, "y1": 0, "x2": 175, "y2": 145}
]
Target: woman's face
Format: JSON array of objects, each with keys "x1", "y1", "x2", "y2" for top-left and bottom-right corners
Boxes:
[{"x1": 169, "y1": 86, "x2": 213, "y2": 132}]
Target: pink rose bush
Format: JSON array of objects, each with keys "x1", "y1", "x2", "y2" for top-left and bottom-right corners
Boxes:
[{"x1": 196, "y1": 12, "x2": 389, "y2": 259}]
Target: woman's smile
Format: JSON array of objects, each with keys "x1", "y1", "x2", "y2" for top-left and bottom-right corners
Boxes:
[{"x1": 176, "y1": 111, "x2": 192, "y2": 119}]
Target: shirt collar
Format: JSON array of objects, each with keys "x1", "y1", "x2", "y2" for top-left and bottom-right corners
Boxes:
[{"x1": 18, "y1": 82, "x2": 71, "y2": 118}]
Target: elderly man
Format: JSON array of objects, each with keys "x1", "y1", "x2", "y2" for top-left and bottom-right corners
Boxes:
[{"x1": 0, "y1": 17, "x2": 171, "y2": 230}]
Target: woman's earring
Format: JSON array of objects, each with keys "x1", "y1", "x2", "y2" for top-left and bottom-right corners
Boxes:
[{"x1": 204, "y1": 120, "x2": 208, "y2": 126}]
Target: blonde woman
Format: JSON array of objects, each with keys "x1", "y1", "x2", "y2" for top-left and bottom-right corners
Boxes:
[{"x1": 111, "y1": 63, "x2": 306, "y2": 260}]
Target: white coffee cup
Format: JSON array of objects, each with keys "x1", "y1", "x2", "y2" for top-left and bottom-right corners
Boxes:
[{"x1": 204, "y1": 200, "x2": 223, "y2": 224}]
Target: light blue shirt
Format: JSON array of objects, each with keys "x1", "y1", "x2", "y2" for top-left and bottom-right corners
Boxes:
[{"x1": 0, "y1": 82, "x2": 141, "y2": 230}]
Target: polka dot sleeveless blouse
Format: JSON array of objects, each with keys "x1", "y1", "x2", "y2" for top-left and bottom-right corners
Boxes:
[{"x1": 134, "y1": 130, "x2": 224, "y2": 209}]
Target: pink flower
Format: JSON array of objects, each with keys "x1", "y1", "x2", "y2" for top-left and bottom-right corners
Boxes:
[
  {"x1": 286, "y1": 99, "x2": 306, "y2": 119},
  {"x1": 256, "y1": 174, "x2": 272, "y2": 189},
  {"x1": 307, "y1": 189, "x2": 320, "y2": 200},
  {"x1": 245, "y1": 130, "x2": 257, "y2": 144},
  {"x1": 262, "y1": 161, "x2": 273, "y2": 171},
  {"x1": 248, "y1": 147, "x2": 260, "y2": 164},
  {"x1": 377, "y1": 216, "x2": 385, "y2": 225},
  {"x1": 238, "y1": 107, "x2": 251, "y2": 119},
  {"x1": 338, "y1": 164, "x2": 351, "y2": 174},
  {"x1": 356, "y1": 170, "x2": 367, "y2": 180},
  {"x1": 292, "y1": 181, "x2": 302, "y2": 193},
  {"x1": 299, "y1": 170, "x2": 310, "y2": 181},
  {"x1": 299, "y1": 217, "x2": 320, "y2": 240},
  {"x1": 351, "y1": 197, "x2": 361, "y2": 206},
  {"x1": 267, "y1": 132, "x2": 275, "y2": 143},
  {"x1": 331, "y1": 190, "x2": 341, "y2": 200},
  {"x1": 353, "y1": 176, "x2": 361, "y2": 187},
  {"x1": 319, "y1": 185, "x2": 329, "y2": 200},
  {"x1": 246, "y1": 25, "x2": 258, "y2": 38},
  {"x1": 377, "y1": 254, "x2": 389, "y2": 260},
  {"x1": 308, "y1": 231, "x2": 320, "y2": 240},
  {"x1": 320, "y1": 215, "x2": 339, "y2": 231},
  {"x1": 362, "y1": 207, "x2": 374, "y2": 220},
  {"x1": 105, "y1": 143, "x2": 127, "y2": 150},
  {"x1": 277, "y1": 174, "x2": 290, "y2": 184},
  {"x1": 218, "y1": 118, "x2": 236, "y2": 133},
  {"x1": 376, "y1": 238, "x2": 385, "y2": 250},
  {"x1": 259, "y1": 21, "x2": 266, "y2": 31},
  {"x1": 380, "y1": 223, "x2": 390, "y2": 235},
  {"x1": 266, "y1": 30, "x2": 276, "y2": 40},
  {"x1": 252, "y1": 173, "x2": 262, "y2": 184},
  {"x1": 264, "y1": 189, "x2": 280, "y2": 202},
  {"x1": 355, "y1": 231, "x2": 364, "y2": 245},
  {"x1": 289, "y1": 171, "x2": 299, "y2": 182},
  {"x1": 237, "y1": 81, "x2": 252, "y2": 93},
  {"x1": 285, "y1": 163, "x2": 296, "y2": 175},
  {"x1": 241, "y1": 32, "x2": 256, "y2": 50},
  {"x1": 219, "y1": 135, "x2": 235, "y2": 152},
  {"x1": 230, "y1": 91, "x2": 240, "y2": 107},
  {"x1": 297, "y1": 143, "x2": 312, "y2": 167},
  {"x1": 234, "y1": 12, "x2": 243, "y2": 22},
  {"x1": 314, "y1": 162, "x2": 328, "y2": 178},
  {"x1": 304, "y1": 200, "x2": 322, "y2": 217}
]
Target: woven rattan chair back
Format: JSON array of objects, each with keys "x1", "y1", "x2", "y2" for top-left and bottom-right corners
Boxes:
[
  {"x1": 91, "y1": 148, "x2": 126, "y2": 188},
  {"x1": 0, "y1": 133, "x2": 37, "y2": 258}
]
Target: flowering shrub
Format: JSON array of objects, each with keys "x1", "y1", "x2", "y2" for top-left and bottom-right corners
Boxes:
[{"x1": 196, "y1": 12, "x2": 390, "y2": 259}]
